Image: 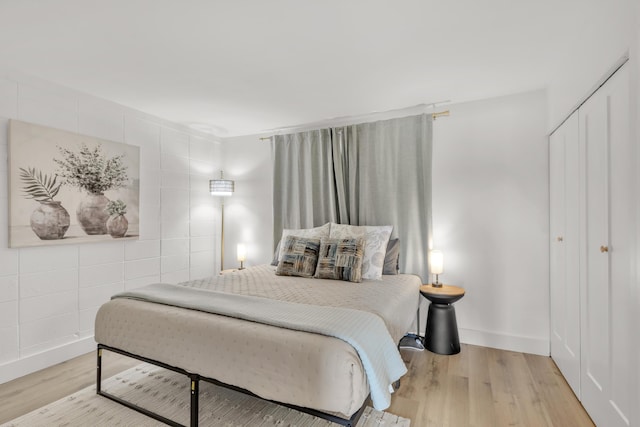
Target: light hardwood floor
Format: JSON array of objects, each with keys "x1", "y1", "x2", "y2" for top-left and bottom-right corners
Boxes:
[
  {"x1": 389, "y1": 344, "x2": 594, "y2": 427},
  {"x1": 0, "y1": 344, "x2": 593, "y2": 426},
  {"x1": 0, "y1": 350, "x2": 139, "y2": 424}
]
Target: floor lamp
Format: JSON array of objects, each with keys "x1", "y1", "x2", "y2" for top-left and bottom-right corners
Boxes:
[{"x1": 210, "y1": 171, "x2": 234, "y2": 271}]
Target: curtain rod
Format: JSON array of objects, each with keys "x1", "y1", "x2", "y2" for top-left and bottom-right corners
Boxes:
[
  {"x1": 259, "y1": 110, "x2": 450, "y2": 141},
  {"x1": 432, "y1": 110, "x2": 450, "y2": 120}
]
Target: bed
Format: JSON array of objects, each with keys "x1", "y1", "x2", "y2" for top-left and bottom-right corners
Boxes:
[{"x1": 94, "y1": 264, "x2": 421, "y2": 426}]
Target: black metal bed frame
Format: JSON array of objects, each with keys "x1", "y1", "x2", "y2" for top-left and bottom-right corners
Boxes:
[{"x1": 96, "y1": 344, "x2": 366, "y2": 427}]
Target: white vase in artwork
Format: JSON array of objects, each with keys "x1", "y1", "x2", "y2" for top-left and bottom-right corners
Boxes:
[
  {"x1": 30, "y1": 201, "x2": 70, "y2": 240},
  {"x1": 76, "y1": 193, "x2": 110, "y2": 235},
  {"x1": 107, "y1": 214, "x2": 128, "y2": 238}
]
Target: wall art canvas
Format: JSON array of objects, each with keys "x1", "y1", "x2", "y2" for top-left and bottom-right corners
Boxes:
[{"x1": 8, "y1": 120, "x2": 140, "y2": 248}]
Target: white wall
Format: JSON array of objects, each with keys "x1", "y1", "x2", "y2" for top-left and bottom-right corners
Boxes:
[
  {"x1": 0, "y1": 71, "x2": 220, "y2": 384},
  {"x1": 221, "y1": 135, "x2": 273, "y2": 268},
  {"x1": 432, "y1": 90, "x2": 549, "y2": 355},
  {"x1": 546, "y1": 0, "x2": 633, "y2": 131},
  {"x1": 633, "y1": 4, "x2": 640, "y2": 425},
  {"x1": 221, "y1": 90, "x2": 550, "y2": 355}
]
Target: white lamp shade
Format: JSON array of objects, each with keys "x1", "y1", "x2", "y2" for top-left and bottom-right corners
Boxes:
[
  {"x1": 210, "y1": 179, "x2": 234, "y2": 196},
  {"x1": 237, "y1": 244, "x2": 247, "y2": 262},
  {"x1": 430, "y1": 250, "x2": 444, "y2": 275}
]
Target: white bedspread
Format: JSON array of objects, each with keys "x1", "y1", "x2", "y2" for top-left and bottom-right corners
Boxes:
[
  {"x1": 113, "y1": 282, "x2": 407, "y2": 410},
  {"x1": 183, "y1": 264, "x2": 420, "y2": 343},
  {"x1": 96, "y1": 265, "x2": 422, "y2": 417}
]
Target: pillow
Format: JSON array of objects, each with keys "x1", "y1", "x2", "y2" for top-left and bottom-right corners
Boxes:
[
  {"x1": 270, "y1": 240, "x2": 281, "y2": 266},
  {"x1": 275, "y1": 223, "x2": 331, "y2": 264},
  {"x1": 315, "y1": 238, "x2": 364, "y2": 283},
  {"x1": 383, "y1": 238, "x2": 400, "y2": 275},
  {"x1": 275, "y1": 235, "x2": 321, "y2": 278},
  {"x1": 329, "y1": 223, "x2": 393, "y2": 280}
]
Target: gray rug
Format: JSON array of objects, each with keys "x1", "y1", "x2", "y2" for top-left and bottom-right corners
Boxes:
[{"x1": 2, "y1": 363, "x2": 410, "y2": 426}]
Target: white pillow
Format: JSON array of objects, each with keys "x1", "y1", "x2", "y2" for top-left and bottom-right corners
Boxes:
[
  {"x1": 329, "y1": 223, "x2": 393, "y2": 280},
  {"x1": 276, "y1": 223, "x2": 331, "y2": 264}
]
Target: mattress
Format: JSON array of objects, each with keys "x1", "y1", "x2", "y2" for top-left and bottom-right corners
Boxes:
[{"x1": 95, "y1": 264, "x2": 421, "y2": 418}]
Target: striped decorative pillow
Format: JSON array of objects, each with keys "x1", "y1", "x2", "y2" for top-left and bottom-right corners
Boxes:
[
  {"x1": 275, "y1": 235, "x2": 321, "y2": 278},
  {"x1": 315, "y1": 238, "x2": 365, "y2": 283},
  {"x1": 274, "y1": 223, "x2": 331, "y2": 265},
  {"x1": 329, "y1": 223, "x2": 393, "y2": 280}
]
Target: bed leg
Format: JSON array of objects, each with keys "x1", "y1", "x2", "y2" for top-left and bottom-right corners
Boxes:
[
  {"x1": 96, "y1": 347, "x2": 102, "y2": 394},
  {"x1": 190, "y1": 375, "x2": 199, "y2": 427}
]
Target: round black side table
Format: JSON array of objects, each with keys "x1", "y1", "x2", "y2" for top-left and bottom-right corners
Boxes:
[{"x1": 420, "y1": 284, "x2": 465, "y2": 355}]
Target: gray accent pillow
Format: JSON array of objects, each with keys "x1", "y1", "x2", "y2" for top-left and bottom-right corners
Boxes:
[
  {"x1": 315, "y1": 238, "x2": 365, "y2": 283},
  {"x1": 274, "y1": 223, "x2": 331, "y2": 265},
  {"x1": 271, "y1": 240, "x2": 281, "y2": 266},
  {"x1": 275, "y1": 235, "x2": 321, "y2": 278},
  {"x1": 383, "y1": 238, "x2": 400, "y2": 275},
  {"x1": 329, "y1": 223, "x2": 393, "y2": 280}
]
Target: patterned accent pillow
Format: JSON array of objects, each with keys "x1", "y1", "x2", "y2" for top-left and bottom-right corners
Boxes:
[
  {"x1": 383, "y1": 238, "x2": 400, "y2": 275},
  {"x1": 270, "y1": 240, "x2": 281, "y2": 266},
  {"x1": 275, "y1": 235, "x2": 321, "y2": 278},
  {"x1": 329, "y1": 223, "x2": 393, "y2": 280},
  {"x1": 275, "y1": 223, "x2": 331, "y2": 265},
  {"x1": 315, "y1": 238, "x2": 365, "y2": 283}
]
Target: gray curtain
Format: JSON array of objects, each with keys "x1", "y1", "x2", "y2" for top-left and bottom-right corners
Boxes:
[
  {"x1": 273, "y1": 114, "x2": 433, "y2": 281},
  {"x1": 272, "y1": 129, "x2": 339, "y2": 245}
]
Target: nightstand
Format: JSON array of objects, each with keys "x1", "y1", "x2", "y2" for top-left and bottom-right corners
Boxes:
[
  {"x1": 219, "y1": 269, "x2": 238, "y2": 275},
  {"x1": 420, "y1": 284, "x2": 465, "y2": 355}
]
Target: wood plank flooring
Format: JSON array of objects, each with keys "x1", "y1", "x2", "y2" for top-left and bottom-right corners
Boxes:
[
  {"x1": 0, "y1": 344, "x2": 593, "y2": 426},
  {"x1": 389, "y1": 344, "x2": 594, "y2": 427},
  {"x1": 0, "y1": 350, "x2": 139, "y2": 424}
]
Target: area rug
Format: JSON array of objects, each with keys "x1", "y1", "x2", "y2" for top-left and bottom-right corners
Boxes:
[{"x1": 2, "y1": 363, "x2": 410, "y2": 426}]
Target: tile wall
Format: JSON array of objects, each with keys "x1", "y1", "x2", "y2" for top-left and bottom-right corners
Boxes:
[{"x1": 0, "y1": 73, "x2": 220, "y2": 382}]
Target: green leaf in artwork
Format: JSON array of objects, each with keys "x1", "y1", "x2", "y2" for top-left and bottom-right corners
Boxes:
[
  {"x1": 19, "y1": 167, "x2": 64, "y2": 203},
  {"x1": 53, "y1": 143, "x2": 129, "y2": 194},
  {"x1": 105, "y1": 199, "x2": 127, "y2": 216}
]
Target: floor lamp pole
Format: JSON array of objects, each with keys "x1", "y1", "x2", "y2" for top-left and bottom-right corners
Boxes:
[
  {"x1": 220, "y1": 200, "x2": 225, "y2": 272},
  {"x1": 210, "y1": 170, "x2": 234, "y2": 274}
]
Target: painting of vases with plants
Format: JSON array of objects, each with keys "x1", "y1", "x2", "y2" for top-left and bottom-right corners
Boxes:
[{"x1": 8, "y1": 120, "x2": 140, "y2": 248}]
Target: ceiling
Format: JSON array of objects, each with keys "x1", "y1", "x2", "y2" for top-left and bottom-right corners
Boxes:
[{"x1": 0, "y1": 0, "x2": 630, "y2": 136}]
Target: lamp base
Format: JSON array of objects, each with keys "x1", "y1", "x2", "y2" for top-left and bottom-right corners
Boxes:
[{"x1": 432, "y1": 274, "x2": 443, "y2": 288}]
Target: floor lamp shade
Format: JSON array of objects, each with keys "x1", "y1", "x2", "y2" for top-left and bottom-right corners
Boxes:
[
  {"x1": 210, "y1": 178, "x2": 235, "y2": 196},
  {"x1": 210, "y1": 171, "x2": 235, "y2": 271}
]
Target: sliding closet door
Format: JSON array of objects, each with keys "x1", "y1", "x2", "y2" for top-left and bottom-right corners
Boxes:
[
  {"x1": 579, "y1": 63, "x2": 632, "y2": 427},
  {"x1": 549, "y1": 112, "x2": 580, "y2": 397}
]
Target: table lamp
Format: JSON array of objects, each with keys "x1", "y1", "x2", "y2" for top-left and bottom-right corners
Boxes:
[
  {"x1": 237, "y1": 243, "x2": 246, "y2": 270},
  {"x1": 430, "y1": 250, "x2": 444, "y2": 287}
]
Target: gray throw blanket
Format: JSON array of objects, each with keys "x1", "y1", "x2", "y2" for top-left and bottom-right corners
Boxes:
[{"x1": 113, "y1": 283, "x2": 407, "y2": 410}]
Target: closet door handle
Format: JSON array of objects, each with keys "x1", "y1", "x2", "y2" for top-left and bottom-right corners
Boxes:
[
  {"x1": 556, "y1": 236, "x2": 564, "y2": 242},
  {"x1": 600, "y1": 245, "x2": 609, "y2": 253}
]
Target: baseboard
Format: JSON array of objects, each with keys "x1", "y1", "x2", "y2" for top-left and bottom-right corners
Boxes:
[
  {"x1": 0, "y1": 336, "x2": 96, "y2": 385},
  {"x1": 459, "y1": 327, "x2": 550, "y2": 356}
]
